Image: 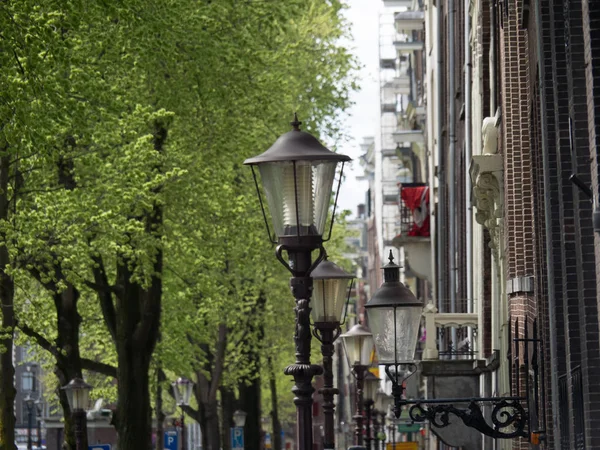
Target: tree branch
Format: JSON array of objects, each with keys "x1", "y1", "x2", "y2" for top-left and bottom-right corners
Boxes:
[
  {"x1": 80, "y1": 358, "x2": 117, "y2": 378},
  {"x1": 16, "y1": 320, "x2": 59, "y2": 358},
  {"x1": 209, "y1": 323, "x2": 228, "y2": 401},
  {"x1": 92, "y1": 255, "x2": 117, "y2": 342}
]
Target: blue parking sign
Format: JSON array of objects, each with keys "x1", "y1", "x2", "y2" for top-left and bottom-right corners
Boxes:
[
  {"x1": 165, "y1": 430, "x2": 179, "y2": 450},
  {"x1": 89, "y1": 446, "x2": 111, "y2": 450},
  {"x1": 231, "y1": 426, "x2": 244, "y2": 450}
]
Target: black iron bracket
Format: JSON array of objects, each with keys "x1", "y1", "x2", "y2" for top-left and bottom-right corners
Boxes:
[{"x1": 386, "y1": 316, "x2": 546, "y2": 443}]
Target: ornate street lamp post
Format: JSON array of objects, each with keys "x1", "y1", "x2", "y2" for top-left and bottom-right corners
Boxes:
[
  {"x1": 340, "y1": 323, "x2": 374, "y2": 446},
  {"x1": 310, "y1": 257, "x2": 353, "y2": 450},
  {"x1": 363, "y1": 371, "x2": 381, "y2": 450},
  {"x1": 35, "y1": 399, "x2": 43, "y2": 449},
  {"x1": 386, "y1": 409, "x2": 396, "y2": 450},
  {"x1": 61, "y1": 377, "x2": 92, "y2": 450},
  {"x1": 172, "y1": 377, "x2": 194, "y2": 450},
  {"x1": 24, "y1": 394, "x2": 34, "y2": 450},
  {"x1": 375, "y1": 391, "x2": 392, "y2": 450},
  {"x1": 245, "y1": 114, "x2": 350, "y2": 450},
  {"x1": 364, "y1": 252, "x2": 423, "y2": 417}
]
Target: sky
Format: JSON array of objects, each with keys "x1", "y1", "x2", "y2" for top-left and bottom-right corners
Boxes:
[{"x1": 334, "y1": 0, "x2": 383, "y2": 218}]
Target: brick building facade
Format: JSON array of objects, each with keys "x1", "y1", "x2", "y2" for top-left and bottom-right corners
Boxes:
[{"x1": 420, "y1": 0, "x2": 600, "y2": 447}]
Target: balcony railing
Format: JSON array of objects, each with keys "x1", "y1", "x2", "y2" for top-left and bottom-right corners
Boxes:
[{"x1": 422, "y1": 302, "x2": 478, "y2": 360}]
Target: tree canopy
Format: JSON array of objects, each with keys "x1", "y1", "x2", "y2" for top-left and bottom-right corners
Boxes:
[{"x1": 0, "y1": 1, "x2": 358, "y2": 449}]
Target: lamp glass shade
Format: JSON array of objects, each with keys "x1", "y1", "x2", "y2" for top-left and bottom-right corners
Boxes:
[
  {"x1": 24, "y1": 395, "x2": 35, "y2": 409},
  {"x1": 172, "y1": 377, "x2": 193, "y2": 406},
  {"x1": 364, "y1": 372, "x2": 381, "y2": 401},
  {"x1": 61, "y1": 378, "x2": 92, "y2": 411},
  {"x1": 233, "y1": 410, "x2": 247, "y2": 427},
  {"x1": 257, "y1": 160, "x2": 337, "y2": 238},
  {"x1": 311, "y1": 278, "x2": 351, "y2": 323},
  {"x1": 367, "y1": 305, "x2": 421, "y2": 364},
  {"x1": 340, "y1": 324, "x2": 374, "y2": 367},
  {"x1": 375, "y1": 390, "x2": 389, "y2": 412}
]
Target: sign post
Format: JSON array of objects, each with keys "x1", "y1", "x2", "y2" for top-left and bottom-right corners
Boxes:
[
  {"x1": 231, "y1": 426, "x2": 244, "y2": 450},
  {"x1": 164, "y1": 430, "x2": 179, "y2": 450}
]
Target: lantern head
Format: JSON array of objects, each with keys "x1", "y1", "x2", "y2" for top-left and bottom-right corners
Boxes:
[
  {"x1": 172, "y1": 377, "x2": 194, "y2": 406},
  {"x1": 244, "y1": 114, "x2": 351, "y2": 247},
  {"x1": 363, "y1": 371, "x2": 381, "y2": 401},
  {"x1": 233, "y1": 410, "x2": 247, "y2": 427},
  {"x1": 340, "y1": 323, "x2": 374, "y2": 368},
  {"x1": 310, "y1": 257, "x2": 354, "y2": 324},
  {"x1": 365, "y1": 251, "x2": 423, "y2": 365},
  {"x1": 61, "y1": 377, "x2": 92, "y2": 411}
]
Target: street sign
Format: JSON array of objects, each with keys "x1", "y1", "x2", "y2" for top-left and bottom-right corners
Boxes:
[
  {"x1": 385, "y1": 443, "x2": 418, "y2": 450},
  {"x1": 89, "y1": 446, "x2": 111, "y2": 450},
  {"x1": 165, "y1": 430, "x2": 179, "y2": 450},
  {"x1": 264, "y1": 432, "x2": 271, "y2": 449},
  {"x1": 231, "y1": 426, "x2": 244, "y2": 450}
]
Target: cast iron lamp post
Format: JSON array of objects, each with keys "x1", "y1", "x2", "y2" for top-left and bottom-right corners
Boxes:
[
  {"x1": 365, "y1": 252, "x2": 542, "y2": 441},
  {"x1": 35, "y1": 399, "x2": 43, "y2": 449},
  {"x1": 364, "y1": 251, "x2": 422, "y2": 417},
  {"x1": 61, "y1": 377, "x2": 92, "y2": 450},
  {"x1": 172, "y1": 377, "x2": 194, "y2": 450},
  {"x1": 310, "y1": 257, "x2": 353, "y2": 450},
  {"x1": 24, "y1": 394, "x2": 34, "y2": 450},
  {"x1": 375, "y1": 391, "x2": 392, "y2": 450},
  {"x1": 386, "y1": 409, "x2": 396, "y2": 450},
  {"x1": 245, "y1": 114, "x2": 350, "y2": 450},
  {"x1": 340, "y1": 323, "x2": 374, "y2": 446},
  {"x1": 363, "y1": 371, "x2": 380, "y2": 450}
]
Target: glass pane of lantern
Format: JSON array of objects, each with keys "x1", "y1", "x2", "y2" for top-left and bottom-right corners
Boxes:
[
  {"x1": 74, "y1": 388, "x2": 90, "y2": 410},
  {"x1": 172, "y1": 382, "x2": 182, "y2": 405},
  {"x1": 367, "y1": 306, "x2": 421, "y2": 364},
  {"x1": 364, "y1": 374, "x2": 380, "y2": 401},
  {"x1": 311, "y1": 278, "x2": 350, "y2": 323},
  {"x1": 258, "y1": 160, "x2": 337, "y2": 238},
  {"x1": 182, "y1": 381, "x2": 193, "y2": 405},
  {"x1": 342, "y1": 333, "x2": 374, "y2": 367}
]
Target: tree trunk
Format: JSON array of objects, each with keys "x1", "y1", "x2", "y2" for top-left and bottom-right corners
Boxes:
[
  {"x1": 115, "y1": 346, "x2": 153, "y2": 449},
  {"x1": 268, "y1": 356, "x2": 282, "y2": 450},
  {"x1": 238, "y1": 294, "x2": 266, "y2": 450},
  {"x1": 238, "y1": 376, "x2": 261, "y2": 450},
  {"x1": 205, "y1": 400, "x2": 221, "y2": 450},
  {"x1": 0, "y1": 152, "x2": 16, "y2": 450},
  {"x1": 156, "y1": 367, "x2": 166, "y2": 450},
  {"x1": 107, "y1": 124, "x2": 165, "y2": 450},
  {"x1": 55, "y1": 284, "x2": 88, "y2": 450},
  {"x1": 220, "y1": 387, "x2": 235, "y2": 450}
]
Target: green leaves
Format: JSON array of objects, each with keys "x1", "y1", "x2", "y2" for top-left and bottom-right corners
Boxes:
[{"x1": 3, "y1": 0, "x2": 359, "y2": 438}]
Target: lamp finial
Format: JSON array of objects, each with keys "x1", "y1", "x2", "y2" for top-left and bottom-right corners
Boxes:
[
  {"x1": 291, "y1": 112, "x2": 302, "y2": 131},
  {"x1": 388, "y1": 250, "x2": 394, "y2": 264}
]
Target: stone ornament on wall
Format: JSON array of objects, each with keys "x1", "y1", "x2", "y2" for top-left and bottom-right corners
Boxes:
[{"x1": 470, "y1": 117, "x2": 504, "y2": 260}]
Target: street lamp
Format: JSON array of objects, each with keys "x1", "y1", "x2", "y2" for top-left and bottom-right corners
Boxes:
[
  {"x1": 172, "y1": 377, "x2": 193, "y2": 450},
  {"x1": 340, "y1": 323, "x2": 374, "y2": 446},
  {"x1": 245, "y1": 113, "x2": 350, "y2": 450},
  {"x1": 386, "y1": 409, "x2": 396, "y2": 450},
  {"x1": 61, "y1": 377, "x2": 92, "y2": 450},
  {"x1": 233, "y1": 410, "x2": 247, "y2": 428},
  {"x1": 35, "y1": 399, "x2": 43, "y2": 449},
  {"x1": 232, "y1": 410, "x2": 247, "y2": 450},
  {"x1": 363, "y1": 371, "x2": 380, "y2": 450},
  {"x1": 310, "y1": 256, "x2": 353, "y2": 450},
  {"x1": 24, "y1": 394, "x2": 34, "y2": 450},
  {"x1": 375, "y1": 391, "x2": 392, "y2": 450},
  {"x1": 364, "y1": 251, "x2": 423, "y2": 417}
]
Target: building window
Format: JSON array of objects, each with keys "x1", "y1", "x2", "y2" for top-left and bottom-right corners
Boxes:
[{"x1": 21, "y1": 372, "x2": 34, "y2": 391}]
